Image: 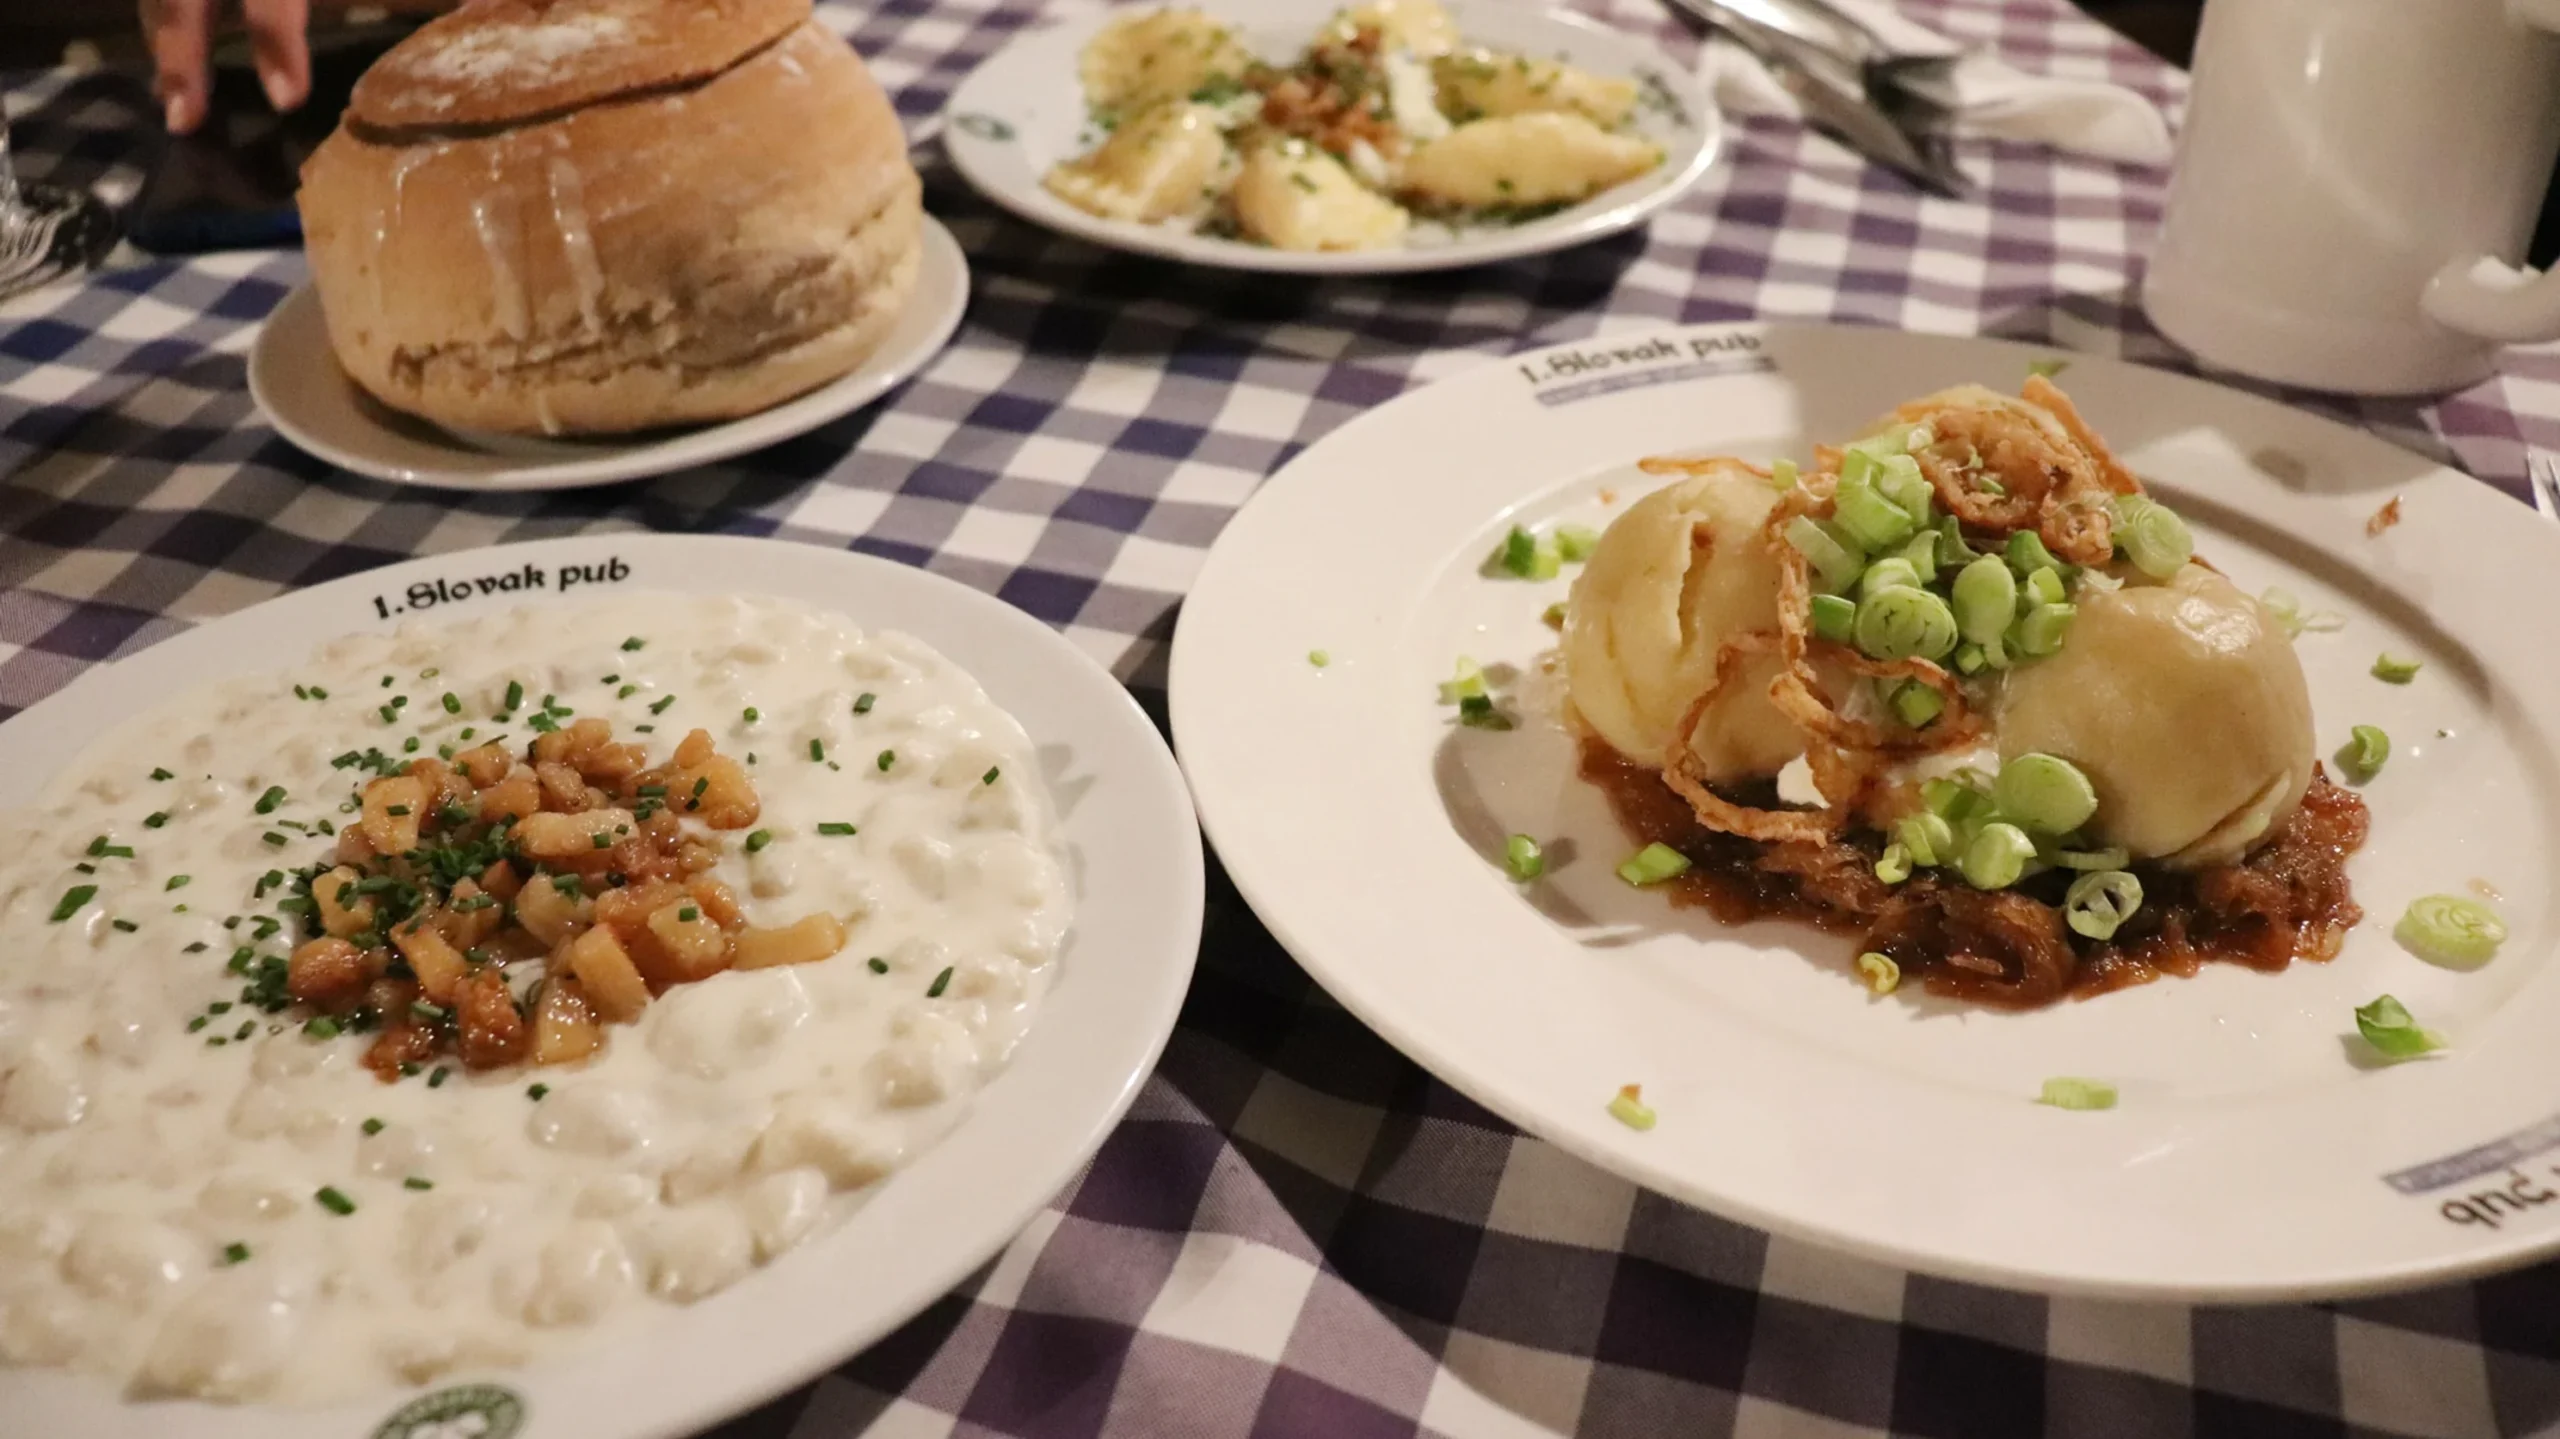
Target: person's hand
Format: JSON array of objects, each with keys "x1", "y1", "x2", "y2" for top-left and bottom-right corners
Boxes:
[{"x1": 146, "y1": 0, "x2": 314, "y2": 135}]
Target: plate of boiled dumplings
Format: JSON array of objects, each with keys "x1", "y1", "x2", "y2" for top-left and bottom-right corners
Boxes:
[
  {"x1": 1172, "y1": 320, "x2": 2560, "y2": 1301},
  {"x1": 939, "y1": 0, "x2": 1721, "y2": 273}
]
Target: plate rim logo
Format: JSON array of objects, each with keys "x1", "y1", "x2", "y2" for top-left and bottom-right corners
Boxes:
[{"x1": 370, "y1": 1382, "x2": 527, "y2": 1439}]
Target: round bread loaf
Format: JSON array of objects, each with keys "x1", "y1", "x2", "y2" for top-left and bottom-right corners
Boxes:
[{"x1": 298, "y1": 0, "x2": 922, "y2": 436}]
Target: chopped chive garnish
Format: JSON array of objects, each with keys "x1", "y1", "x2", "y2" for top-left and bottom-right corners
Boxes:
[
  {"x1": 677, "y1": 905, "x2": 700, "y2": 922},
  {"x1": 150, "y1": 767, "x2": 174, "y2": 781},
  {"x1": 144, "y1": 811, "x2": 169, "y2": 829},
  {"x1": 742, "y1": 707, "x2": 760, "y2": 723},
  {"x1": 809, "y1": 740, "x2": 826, "y2": 762},
  {"x1": 926, "y1": 966, "x2": 954, "y2": 998},
  {"x1": 815, "y1": 821, "x2": 857, "y2": 835},
  {"x1": 982, "y1": 766, "x2": 1001, "y2": 786},
  {"x1": 166, "y1": 875, "x2": 191, "y2": 891},
  {"x1": 362, "y1": 1117, "x2": 385, "y2": 1135},
  {"x1": 528, "y1": 1083, "x2": 550, "y2": 1100},
  {"x1": 49, "y1": 885, "x2": 96, "y2": 922},
  {"x1": 314, "y1": 1187, "x2": 356, "y2": 1216},
  {"x1": 650, "y1": 695, "x2": 676, "y2": 715},
  {"x1": 87, "y1": 836, "x2": 134, "y2": 858},
  {"x1": 254, "y1": 786, "x2": 288, "y2": 815},
  {"x1": 854, "y1": 693, "x2": 878, "y2": 714},
  {"x1": 111, "y1": 918, "x2": 138, "y2": 933},
  {"x1": 621, "y1": 637, "x2": 645, "y2": 652},
  {"x1": 876, "y1": 750, "x2": 895, "y2": 771},
  {"x1": 428, "y1": 1066, "x2": 451, "y2": 1088},
  {"x1": 745, "y1": 829, "x2": 774, "y2": 853},
  {"x1": 74, "y1": 862, "x2": 94, "y2": 874},
  {"x1": 385, "y1": 805, "x2": 411, "y2": 817},
  {"x1": 262, "y1": 832, "x2": 287, "y2": 847},
  {"x1": 868, "y1": 957, "x2": 889, "y2": 974},
  {"x1": 404, "y1": 1177, "x2": 433, "y2": 1191},
  {"x1": 304, "y1": 1016, "x2": 341, "y2": 1040},
  {"x1": 550, "y1": 874, "x2": 582, "y2": 897},
  {"x1": 441, "y1": 692, "x2": 462, "y2": 714},
  {"x1": 616, "y1": 684, "x2": 638, "y2": 699},
  {"x1": 636, "y1": 784, "x2": 666, "y2": 798},
  {"x1": 222, "y1": 1242, "x2": 250, "y2": 1265},
  {"x1": 503, "y1": 680, "x2": 525, "y2": 711}
]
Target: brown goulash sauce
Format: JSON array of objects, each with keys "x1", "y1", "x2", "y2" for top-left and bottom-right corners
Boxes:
[{"x1": 1581, "y1": 739, "x2": 2369, "y2": 1008}]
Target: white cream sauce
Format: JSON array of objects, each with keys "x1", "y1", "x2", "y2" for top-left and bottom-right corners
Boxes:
[{"x1": 0, "y1": 594, "x2": 1071, "y2": 1405}]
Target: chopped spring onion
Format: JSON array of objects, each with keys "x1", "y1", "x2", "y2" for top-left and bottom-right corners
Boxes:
[
  {"x1": 1993, "y1": 753, "x2": 2099, "y2": 834},
  {"x1": 2050, "y1": 845, "x2": 2130, "y2": 872},
  {"x1": 2036, "y1": 1077, "x2": 2117, "y2": 1111},
  {"x1": 1457, "y1": 694, "x2": 1513, "y2": 729},
  {"x1": 1807, "y1": 593, "x2": 1857, "y2": 644},
  {"x1": 1541, "y1": 603, "x2": 1567, "y2": 629},
  {"x1": 2354, "y1": 994, "x2": 2448, "y2": 1061},
  {"x1": 1495, "y1": 526, "x2": 1561, "y2": 580},
  {"x1": 314, "y1": 1187, "x2": 356, "y2": 1216},
  {"x1": 2111, "y1": 496, "x2": 2193, "y2": 579},
  {"x1": 1874, "y1": 842, "x2": 1914, "y2": 885},
  {"x1": 1888, "y1": 680, "x2": 1944, "y2": 729},
  {"x1": 2258, "y1": 586, "x2": 2347, "y2": 638},
  {"x1": 2063, "y1": 869, "x2": 2143, "y2": 941},
  {"x1": 302, "y1": 1016, "x2": 342, "y2": 1041},
  {"x1": 1856, "y1": 952, "x2": 1900, "y2": 995},
  {"x1": 1606, "y1": 1084, "x2": 1657, "y2": 1131},
  {"x1": 1554, "y1": 525, "x2": 1601, "y2": 562},
  {"x1": 1960, "y1": 822, "x2": 2037, "y2": 891},
  {"x1": 2395, "y1": 894, "x2": 2506, "y2": 967},
  {"x1": 1896, "y1": 529, "x2": 1941, "y2": 586},
  {"x1": 1783, "y1": 515, "x2": 1865, "y2": 594},
  {"x1": 2372, "y1": 652, "x2": 2422, "y2": 684},
  {"x1": 2027, "y1": 357, "x2": 2071, "y2": 380},
  {"x1": 1308, "y1": 649, "x2": 1332, "y2": 669},
  {"x1": 2023, "y1": 566, "x2": 2068, "y2": 608},
  {"x1": 2005, "y1": 530, "x2": 2066, "y2": 578},
  {"x1": 1874, "y1": 456, "x2": 1935, "y2": 527},
  {"x1": 1859, "y1": 557, "x2": 1922, "y2": 599},
  {"x1": 1617, "y1": 843, "x2": 1691, "y2": 887},
  {"x1": 1769, "y1": 457, "x2": 1800, "y2": 490},
  {"x1": 1853, "y1": 586, "x2": 1959, "y2": 662},
  {"x1": 1922, "y1": 776, "x2": 1990, "y2": 824},
  {"x1": 1896, "y1": 811, "x2": 1956, "y2": 867},
  {"x1": 2336, "y1": 724, "x2": 2389, "y2": 783},
  {"x1": 1952, "y1": 555, "x2": 2016, "y2": 645},
  {"x1": 2011, "y1": 603, "x2": 2076, "y2": 657},
  {"x1": 1503, "y1": 834, "x2": 1545, "y2": 882},
  {"x1": 1833, "y1": 477, "x2": 1918, "y2": 551},
  {"x1": 1936, "y1": 514, "x2": 1979, "y2": 565},
  {"x1": 1438, "y1": 658, "x2": 1488, "y2": 705}
]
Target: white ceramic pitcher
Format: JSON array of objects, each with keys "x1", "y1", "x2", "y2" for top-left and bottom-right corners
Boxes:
[{"x1": 2143, "y1": 0, "x2": 2560, "y2": 395}]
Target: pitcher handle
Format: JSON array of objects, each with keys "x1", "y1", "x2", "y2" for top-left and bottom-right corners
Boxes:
[{"x1": 2416, "y1": 0, "x2": 2560, "y2": 342}]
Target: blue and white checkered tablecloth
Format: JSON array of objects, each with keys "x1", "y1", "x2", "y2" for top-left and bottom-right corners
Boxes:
[{"x1": 10, "y1": 1, "x2": 2560, "y2": 1435}]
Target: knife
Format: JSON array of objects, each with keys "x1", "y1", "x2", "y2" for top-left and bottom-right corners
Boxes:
[{"x1": 1664, "y1": 0, "x2": 1969, "y2": 198}]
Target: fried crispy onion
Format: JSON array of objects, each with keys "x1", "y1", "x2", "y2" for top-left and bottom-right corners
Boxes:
[{"x1": 1647, "y1": 378, "x2": 2137, "y2": 843}]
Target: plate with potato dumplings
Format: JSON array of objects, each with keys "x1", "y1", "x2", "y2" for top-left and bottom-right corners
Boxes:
[
  {"x1": 941, "y1": 0, "x2": 1720, "y2": 273},
  {"x1": 1173, "y1": 322, "x2": 2560, "y2": 1300}
]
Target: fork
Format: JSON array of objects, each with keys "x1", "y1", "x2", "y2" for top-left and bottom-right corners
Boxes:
[{"x1": 2530, "y1": 449, "x2": 2560, "y2": 523}]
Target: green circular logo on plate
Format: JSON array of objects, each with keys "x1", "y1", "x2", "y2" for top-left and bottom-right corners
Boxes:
[
  {"x1": 953, "y1": 113, "x2": 1015, "y2": 142},
  {"x1": 371, "y1": 1384, "x2": 526, "y2": 1439}
]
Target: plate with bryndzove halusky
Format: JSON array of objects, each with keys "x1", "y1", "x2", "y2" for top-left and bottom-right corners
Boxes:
[{"x1": 0, "y1": 534, "x2": 1201, "y2": 1438}]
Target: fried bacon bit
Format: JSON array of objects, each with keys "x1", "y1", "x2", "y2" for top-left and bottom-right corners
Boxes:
[
  {"x1": 286, "y1": 718, "x2": 852, "y2": 1082},
  {"x1": 2368, "y1": 496, "x2": 2403, "y2": 536}
]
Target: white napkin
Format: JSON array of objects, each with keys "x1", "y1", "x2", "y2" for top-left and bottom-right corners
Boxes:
[{"x1": 1698, "y1": 0, "x2": 2174, "y2": 170}]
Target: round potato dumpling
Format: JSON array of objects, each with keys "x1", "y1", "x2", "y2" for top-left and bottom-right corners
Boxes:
[
  {"x1": 1995, "y1": 565, "x2": 2314, "y2": 868},
  {"x1": 1563, "y1": 464, "x2": 1804, "y2": 783}
]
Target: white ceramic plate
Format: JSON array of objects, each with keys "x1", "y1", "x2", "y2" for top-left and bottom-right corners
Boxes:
[
  {"x1": 248, "y1": 217, "x2": 969, "y2": 492},
  {"x1": 0, "y1": 534, "x2": 1203, "y2": 1438},
  {"x1": 1172, "y1": 321, "x2": 2560, "y2": 1301},
  {"x1": 940, "y1": 0, "x2": 1720, "y2": 275}
]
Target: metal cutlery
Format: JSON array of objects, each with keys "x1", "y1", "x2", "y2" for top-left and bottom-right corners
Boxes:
[
  {"x1": 2528, "y1": 448, "x2": 2560, "y2": 522},
  {"x1": 1662, "y1": 0, "x2": 1968, "y2": 197}
]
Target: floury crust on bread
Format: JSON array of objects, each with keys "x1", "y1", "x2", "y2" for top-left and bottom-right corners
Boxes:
[{"x1": 298, "y1": 0, "x2": 921, "y2": 437}]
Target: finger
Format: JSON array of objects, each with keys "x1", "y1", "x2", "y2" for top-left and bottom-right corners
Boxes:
[
  {"x1": 145, "y1": 0, "x2": 214, "y2": 133},
  {"x1": 244, "y1": 0, "x2": 314, "y2": 113}
]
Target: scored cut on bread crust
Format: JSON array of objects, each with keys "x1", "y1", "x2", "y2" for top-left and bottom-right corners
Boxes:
[
  {"x1": 300, "y1": 0, "x2": 922, "y2": 437},
  {"x1": 351, "y1": 0, "x2": 809, "y2": 131}
]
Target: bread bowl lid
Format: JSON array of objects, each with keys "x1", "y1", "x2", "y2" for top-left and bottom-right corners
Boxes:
[{"x1": 350, "y1": 0, "x2": 811, "y2": 130}]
